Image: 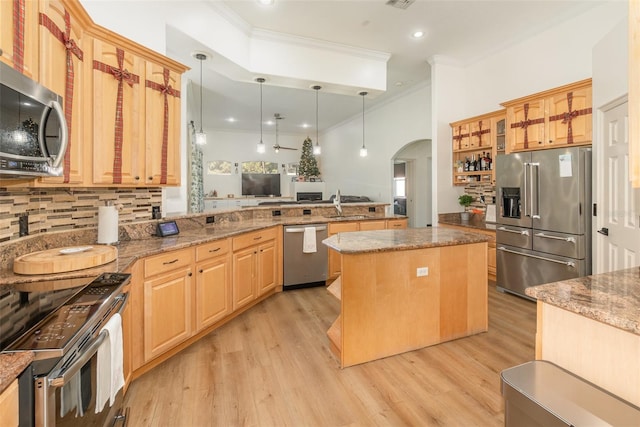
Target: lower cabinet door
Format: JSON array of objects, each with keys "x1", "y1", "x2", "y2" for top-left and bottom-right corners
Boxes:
[
  {"x1": 232, "y1": 247, "x2": 256, "y2": 310},
  {"x1": 196, "y1": 256, "x2": 231, "y2": 331},
  {"x1": 143, "y1": 268, "x2": 192, "y2": 362},
  {"x1": 257, "y1": 241, "x2": 276, "y2": 295}
]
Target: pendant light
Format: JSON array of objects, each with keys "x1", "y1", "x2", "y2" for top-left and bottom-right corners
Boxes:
[
  {"x1": 312, "y1": 85, "x2": 321, "y2": 155},
  {"x1": 193, "y1": 52, "x2": 208, "y2": 145},
  {"x1": 256, "y1": 78, "x2": 266, "y2": 153},
  {"x1": 359, "y1": 91, "x2": 368, "y2": 157}
]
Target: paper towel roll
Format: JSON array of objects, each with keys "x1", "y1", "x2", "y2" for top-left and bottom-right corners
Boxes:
[{"x1": 98, "y1": 205, "x2": 119, "y2": 244}]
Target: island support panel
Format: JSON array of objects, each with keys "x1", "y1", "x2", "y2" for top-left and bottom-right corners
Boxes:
[{"x1": 331, "y1": 242, "x2": 488, "y2": 368}]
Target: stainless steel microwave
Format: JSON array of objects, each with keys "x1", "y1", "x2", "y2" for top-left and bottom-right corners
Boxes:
[{"x1": 0, "y1": 61, "x2": 68, "y2": 178}]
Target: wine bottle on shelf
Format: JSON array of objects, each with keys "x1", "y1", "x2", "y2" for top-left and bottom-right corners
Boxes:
[
  {"x1": 464, "y1": 157, "x2": 470, "y2": 172},
  {"x1": 480, "y1": 152, "x2": 486, "y2": 170},
  {"x1": 486, "y1": 152, "x2": 492, "y2": 170}
]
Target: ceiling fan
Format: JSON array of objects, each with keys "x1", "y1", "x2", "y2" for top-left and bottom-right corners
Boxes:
[{"x1": 272, "y1": 113, "x2": 298, "y2": 152}]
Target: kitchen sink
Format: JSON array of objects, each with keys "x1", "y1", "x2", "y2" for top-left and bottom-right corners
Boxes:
[{"x1": 324, "y1": 215, "x2": 369, "y2": 220}]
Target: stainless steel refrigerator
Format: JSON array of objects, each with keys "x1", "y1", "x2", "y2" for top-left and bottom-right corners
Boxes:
[{"x1": 496, "y1": 146, "x2": 591, "y2": 300}]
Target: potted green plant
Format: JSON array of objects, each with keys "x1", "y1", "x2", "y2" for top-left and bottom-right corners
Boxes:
[{"x1": 458, "y1": 194, "x2": 474, "y2": 221}]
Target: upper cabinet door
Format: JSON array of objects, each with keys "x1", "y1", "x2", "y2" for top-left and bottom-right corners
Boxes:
[
  {"x1": 92, "y1": 38, "x2": 145, "y2": 185},
  {"x1": 37, "y1": 0, "x2": 85, "y2": 185},
  {"x1": 546, "y1": 86, "x2": 592, "y2": 147},
  {"x1": 469, "y1": 117, "x2": 493, "y2": 149},
  {"x1": 0, "y1": 0, "x2": 39, "y2": 79},
  {"x1": 506, "y1": 99, "x2": 545, "y2": 152},
  {"x1": 452, "y1": 123, "x2": 470, "y2": 151},
  {"x1": 145, "y1": 62, "x2": 181, "y2": 186}
]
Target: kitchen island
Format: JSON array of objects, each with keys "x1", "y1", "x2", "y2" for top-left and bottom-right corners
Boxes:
[
  {"x1": 323, "y1": 227, "x2": 490, "y2": 368},
  {"x1": 526, "y1": 267, "x2": 640, "y2": 407}
]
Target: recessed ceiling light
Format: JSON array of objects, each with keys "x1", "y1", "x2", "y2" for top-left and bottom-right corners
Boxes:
[
  {"x1": 226, "y1": 117, "x2": 236, "y2": 123},
  {"x1": 266, "y1": 120, "x2": 274, "y2": 126},
  {"x1": 258, "y1": 0, "x2": 274, "y2": 5},
  {"x1": 412, "y1": 30, "x2": 424, "y2": 39},
  {"x1": 302, "y1": 123, "x2": 310, "y2": 129}
]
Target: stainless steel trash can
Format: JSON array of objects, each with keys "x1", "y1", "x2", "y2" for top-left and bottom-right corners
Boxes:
[{"x1": 501, "y1": 360, "x2": 640, "y2": 427}]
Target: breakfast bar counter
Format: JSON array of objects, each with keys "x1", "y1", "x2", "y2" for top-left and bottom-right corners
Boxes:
[
  {"x1": 323, "y1": 227, "x2": 489, "y2": 368},
  {"x1": 526, "y1": 267, "x2": 640, "y2": 407}
]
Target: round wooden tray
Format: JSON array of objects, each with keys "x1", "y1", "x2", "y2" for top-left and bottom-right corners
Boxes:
[{"x1": 13, "y1": 245, "x2": 118, "y2": 275}]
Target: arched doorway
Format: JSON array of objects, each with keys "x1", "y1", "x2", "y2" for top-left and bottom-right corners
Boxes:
[{"x1": 392, "y1": 139, "x2": 432, "y2": 228}]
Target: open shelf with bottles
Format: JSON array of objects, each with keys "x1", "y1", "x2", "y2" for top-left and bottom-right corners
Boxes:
[{"x1": 451, "y1": 110, "x2": 505, "y2": 186}]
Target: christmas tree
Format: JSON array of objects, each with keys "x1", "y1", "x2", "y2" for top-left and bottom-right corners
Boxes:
[{"x1": 298, "y1": 137, "x2": 320, "y2": 179}]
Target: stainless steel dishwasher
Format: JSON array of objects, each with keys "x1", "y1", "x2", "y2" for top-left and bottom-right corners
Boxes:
[{"x1": 283, "y1": 224, "x2": 328, "y2": 289}]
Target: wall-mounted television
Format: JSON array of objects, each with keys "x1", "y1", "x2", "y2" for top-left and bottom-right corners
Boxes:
[{"x1": 242, "y1": 173, "x2": 281, "y2": 197}]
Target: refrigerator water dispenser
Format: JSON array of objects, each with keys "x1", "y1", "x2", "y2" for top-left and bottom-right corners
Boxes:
[{"x1": 501, "y1": 188, "x2": 520, "y2": 218}]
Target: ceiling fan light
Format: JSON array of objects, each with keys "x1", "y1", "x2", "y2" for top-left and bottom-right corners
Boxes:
[{"x1": 195, "y1": 131, "x2": 207, "y2": 146}]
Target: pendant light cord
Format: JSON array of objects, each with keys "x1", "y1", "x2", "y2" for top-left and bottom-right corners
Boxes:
[
  {"x1": 316, "y1": 88, "x2": 319, "y2": 144},
  {"x1": 361, "y1": 92, "x2": 365, "y2": 149},
  {"x1": 260, "y1": 81, "x2": 263, "y2": 142},
  {"x1": 199, "y1": 57, "x2": 203, "y2": 134}
]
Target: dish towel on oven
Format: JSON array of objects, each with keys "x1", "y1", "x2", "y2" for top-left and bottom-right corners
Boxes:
[
  {"x1": 303, "y1": 227, "x2": 317, "y2": 253},
  {"x1": 60, "y1": 371, "x2": 82, "y2": 417},
  {"x1": 95, "y1": 313, "x2": 124, "y2": 414}
]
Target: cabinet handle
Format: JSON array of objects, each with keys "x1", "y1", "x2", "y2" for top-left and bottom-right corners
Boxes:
[
  {"x1": 163, "y1": 259, "x2": 179, "y2": 265},
  {"x1": 199, "y1": 269, "x2": 203, "y2": 273},
  {"x1": 135, "y1": 176, "x2": 140, "y2": 180},
  {"x1": 188, "y1": 272, "x2": 193, "y2": 277},
  {"x1": 253, "y1": 236, "x2": 262, "y2": 240},
  {"x1": 548, "y1": 140, "x2": 553, "y2": 143},
  {"x1": 209, "y1": 248, "x2": 221, "y2": 253},
  {"x1": 148, "y1": 176, "x2": 153, "y2": 181},
  {"x1": 0, "y1": 48, "x2": 3, "y2": 56}
]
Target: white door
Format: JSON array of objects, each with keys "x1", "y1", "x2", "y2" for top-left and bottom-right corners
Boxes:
[{"x1": 595, "y1": 97, "x2": 639, "y2": 273}]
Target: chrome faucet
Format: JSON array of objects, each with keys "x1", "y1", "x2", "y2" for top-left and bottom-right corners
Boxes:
[{"x1": 334, "y1": 189, "x2": 342, "y2": 216}]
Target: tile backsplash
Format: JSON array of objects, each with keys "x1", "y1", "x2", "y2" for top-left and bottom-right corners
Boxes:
[
  {"x1": 463, "y1": 183, "x2": 496, "y2": 211},
  {"x1": 0, "y1": 187, "x2": 162, "y2": 243}
]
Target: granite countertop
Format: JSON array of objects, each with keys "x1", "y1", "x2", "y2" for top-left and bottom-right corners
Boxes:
[
  {"x1": 0, "y1": 214, "x2": 405, "y2": 286},
  {"x1": 0, "y1": 352, "x2": 33, "y2": 393},
  {"x1": 526, "y1": 267, "x2": 640, "y2": 336},
  {"x1": 438, "y1": 212, "x2": 497, "y2": 231},
  {"x1": 322, "y1": 227, "x2": 489, "y2": 254}
]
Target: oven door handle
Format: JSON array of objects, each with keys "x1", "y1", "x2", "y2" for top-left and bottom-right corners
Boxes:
[{"x1": 48, "y1": 293, "x2": 129, "y2": 388}]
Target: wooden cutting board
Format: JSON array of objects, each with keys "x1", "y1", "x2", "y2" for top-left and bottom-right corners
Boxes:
[{"x1": 13, "y1": 245, "x2": 118, "y2": 275}]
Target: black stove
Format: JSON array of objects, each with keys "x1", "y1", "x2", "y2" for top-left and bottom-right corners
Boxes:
[{"x1": 2, "y1": 272, "x2": 130, "y2": 360}]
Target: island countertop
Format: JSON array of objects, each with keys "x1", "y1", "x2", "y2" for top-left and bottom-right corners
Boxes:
[
  {"x1": 526, "y1": 266, "x2": 640, "y2": 336},
  {"x1": 322, "y1": 227, "x2": 490, "y2": 254}
]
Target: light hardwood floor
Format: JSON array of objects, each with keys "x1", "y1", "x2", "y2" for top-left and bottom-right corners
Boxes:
[{"x1": 124, "y1": 283, "x2": 536, "y2": 426}]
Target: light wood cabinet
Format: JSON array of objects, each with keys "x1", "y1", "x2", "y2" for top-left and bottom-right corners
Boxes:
[
  {"x1": 195, "y1": 240, "x2": 231, "y2": 331},
  {"x1": 328, "y1": 219, "x2": 409, "y2": 279},
  {"x1": 0, "y1": 379, "x2": 19, "y2": 427},
  {"x1": 91, "y1": 37, "x2": 145, "y2": 185},
  {"x1": 327, "y1": 222, "x2": 359, "y2": 280},
  {"x1": 36, "y1": 0, "x2": 87, "y2": 185},
  {"x1": 386, "y1": 218, "x2": 408, "y2": 229},
  {"x1": 0, "y1": 0, "x2": 38, "y2": 79},
  {"x1": 439, "y1": 224, "x2": 496, "y2": 281},
  {"x1": 232, "y1": 227, "x2": 279, "y2": 311},
  {"x1": 120, "y1": 280, "x2": 132, "y2": 391},
  {"x1": 142, "y1": 248, "x2": 193, "y2": 362},
  {"x1": 450, "y1": 110, "x2": 504, "y2": 186},
  {"x1": 630, "y1": 0, "x2": 640, "y2": 188},
  {"x1": 145, "y1": 61, "x2": 182, "y2": 185},
  {"x1": 502, "y1": 79, "x2": 592, "y2": 153}
]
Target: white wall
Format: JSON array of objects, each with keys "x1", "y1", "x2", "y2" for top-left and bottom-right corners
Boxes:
[{"x1": 321, "y1": 83, "x2": 431, "y2": 209}]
